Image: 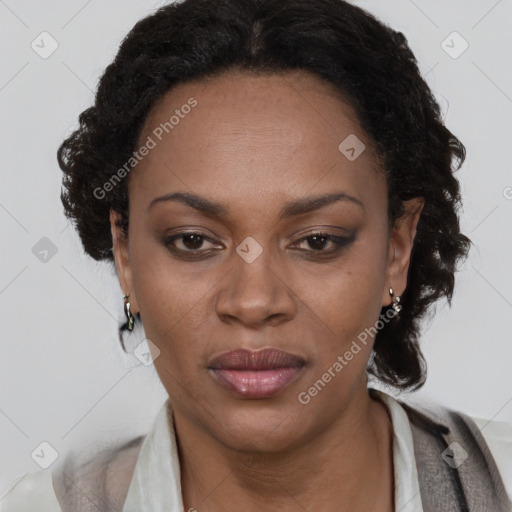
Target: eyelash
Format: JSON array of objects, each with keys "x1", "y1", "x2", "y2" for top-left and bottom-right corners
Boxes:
[{"x1": 163, "y1": 230, "x2": 355, "y2": 260}]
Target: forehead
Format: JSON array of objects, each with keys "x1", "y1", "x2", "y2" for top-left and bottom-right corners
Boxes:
[{"x1": 130, "y1": 70, "x2": 385, "y2": 216}]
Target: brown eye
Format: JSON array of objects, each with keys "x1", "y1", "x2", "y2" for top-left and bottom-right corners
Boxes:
[
  {"x1": 163, "y1": 231, "x2": 220, "y2": 256},
  {"x1": 293, "y1": 231, "x2": 356, "y2": 256},
  {"x1": 305, "y1": 234, "x2": 332, "y2": 251},
  {"x1": 178, "y1": 233, "x2": 205, "y2": 250}
]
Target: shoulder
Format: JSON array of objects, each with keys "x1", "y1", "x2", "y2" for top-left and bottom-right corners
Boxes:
[
  {"x1": 0, "y1": 470, "x2": 62, "y2": 511},
  {"x1": 0, "y1": 435, "x2": 145, "y2": 512},
  {"x1": 397, "y1": 394, "x2": 512, "y2": 505},
  {"x1": 53, "y1": 435, "x2": 145, "y2": 512},
  {"x1": 471, "y1": 416, "x2": 512, "y2": 503}
]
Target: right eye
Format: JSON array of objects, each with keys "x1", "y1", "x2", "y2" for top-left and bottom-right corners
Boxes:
[{"x1": 163, "y1": 231, "x2": 223, "y2": 257}]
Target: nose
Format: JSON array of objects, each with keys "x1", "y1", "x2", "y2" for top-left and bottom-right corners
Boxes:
[{"x1": 215, "y1": 248, "x2": 297, "y2": 328}]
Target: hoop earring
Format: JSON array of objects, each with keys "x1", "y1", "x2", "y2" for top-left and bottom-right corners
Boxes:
[
  {"x1": 389, "y1": 288, "x2": 402, "y2": 315},
  {"x1": 123, "y1": 294, "x2": 135, "y2": 332}
]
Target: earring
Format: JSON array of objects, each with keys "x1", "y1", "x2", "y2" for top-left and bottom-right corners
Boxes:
[
  {"x1": 389, "y1": 288, "x2": 402, "y2": 314},
  {"x1": 123, "y1": 294, "x2": 135, "y2": 332}
]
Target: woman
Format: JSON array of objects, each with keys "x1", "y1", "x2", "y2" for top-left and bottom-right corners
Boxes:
[{"x1": 2, "y1": 0, "x2": 511, "y2": 510}]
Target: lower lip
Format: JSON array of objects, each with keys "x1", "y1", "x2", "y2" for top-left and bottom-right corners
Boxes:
[{"x1": 209, "y1": 367, "x2": 303, "y2": 399}]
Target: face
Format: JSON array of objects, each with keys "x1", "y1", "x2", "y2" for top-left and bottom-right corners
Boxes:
[{"x1": 111, "y1": 70, "x2": 423, "y2": 453}]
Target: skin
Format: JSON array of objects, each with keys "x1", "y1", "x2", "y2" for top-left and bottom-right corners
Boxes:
[{"x1": 111, "y1": 70, "x2": 424, "y2": 511}]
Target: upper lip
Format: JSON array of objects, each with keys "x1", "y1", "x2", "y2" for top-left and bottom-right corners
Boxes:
[{"x1": 208, "y1": 348, "x2": 305, "y2": 370}]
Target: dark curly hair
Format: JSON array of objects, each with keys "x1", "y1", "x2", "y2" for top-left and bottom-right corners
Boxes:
[{"x1": 58, "y1": 0, "x2": 471, "y2": 391}]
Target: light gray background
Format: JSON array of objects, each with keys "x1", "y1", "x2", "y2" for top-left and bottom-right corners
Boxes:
[{"x1": 1, "y1": 0, "x2": 511, "y2": 494}]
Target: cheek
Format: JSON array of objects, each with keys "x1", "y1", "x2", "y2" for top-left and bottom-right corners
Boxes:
[
  {"x1": 132, "y1": 263, "x2": 210, "y2": 340},
  {"x1": 296, "y1": 233, "x2": 389, "y2": 345},
  {"x1": 128, "y1": 236, "x2": 224, "y2": 372},
  {"x1": 293, "y1": 244, "x2": 389, "y2": 401}
]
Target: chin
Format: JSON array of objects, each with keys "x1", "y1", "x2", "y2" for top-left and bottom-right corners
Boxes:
[{"x1": 208, "y1": 400, "x2": 307, "y2": 453}]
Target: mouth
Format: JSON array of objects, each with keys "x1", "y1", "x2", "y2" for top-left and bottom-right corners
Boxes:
[{"x1": 208, "y1": 348, "x2": 305, "y2": 399}]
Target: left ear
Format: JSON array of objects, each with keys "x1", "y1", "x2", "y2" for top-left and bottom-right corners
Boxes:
[{"x1": 382, "y1": 197, "x2": 424, "y2": 306}]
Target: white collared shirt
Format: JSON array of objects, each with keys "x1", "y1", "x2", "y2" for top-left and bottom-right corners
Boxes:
[{"x1": 2, "y1": 389, "x2": 511, "y2": 511}]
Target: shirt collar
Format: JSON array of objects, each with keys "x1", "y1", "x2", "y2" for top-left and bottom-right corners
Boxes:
[
  {"x1": 369, "y1": 388, "x2": 424, "y2": 511},
  {"x1": 123, "y1": 398, "x2": 182, "y2": 512},
  {"x1": 123, "y1": 390, "x2": 424, "y2": 511}
]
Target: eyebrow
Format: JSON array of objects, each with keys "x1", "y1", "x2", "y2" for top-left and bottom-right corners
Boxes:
[{"x1": 148, "y1": 191, "x2": 364, "y2": 219}]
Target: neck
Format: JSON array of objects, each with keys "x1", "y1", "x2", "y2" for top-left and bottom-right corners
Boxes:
[{"x1": 173, "y1": 386, "x2": 394, "y2": 512}]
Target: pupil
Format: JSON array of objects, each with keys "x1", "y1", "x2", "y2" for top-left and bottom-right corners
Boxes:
[
  {"x1": 309, "y1": 235, "x2": 327, "y2": 250},
  {"x1": 184, "y1": 234, "x2": 203, "y2": 249}
]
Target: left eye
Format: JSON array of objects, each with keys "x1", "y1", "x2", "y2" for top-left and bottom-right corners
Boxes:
[{"x1": 293, "y1": 232, "x2": 354, "y2": 252}]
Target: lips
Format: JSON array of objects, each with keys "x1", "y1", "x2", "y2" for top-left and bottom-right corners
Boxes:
[
  {"x1": 208, "y1": 348, "x2": 305, "y2": 399},
  {"x1": 209, "y1": 348, "x2": 305, "y2": 370}
]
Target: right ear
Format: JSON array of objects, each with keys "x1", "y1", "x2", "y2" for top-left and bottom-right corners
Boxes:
[{"x1": 110, "y1": 210, "x2": 139, "y2": 314}]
